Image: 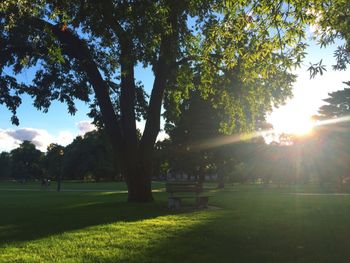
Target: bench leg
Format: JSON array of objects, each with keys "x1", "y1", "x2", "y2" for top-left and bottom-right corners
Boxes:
[
  {"x1": 196, "y1": 197, "x2": 209, "y2": 209},
  {"x1": 168, "y1": 197, "x2": 181, "y2": 209}
]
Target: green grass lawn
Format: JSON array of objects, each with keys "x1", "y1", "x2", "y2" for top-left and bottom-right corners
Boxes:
[
  {"x1": 1, "y1": 182, "x2": 350, "y2": 262},
  {"x1": 0, "y1": 180, "x2": 165, "y2": 191}
]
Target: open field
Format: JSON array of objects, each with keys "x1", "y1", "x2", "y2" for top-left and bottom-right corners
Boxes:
[
  {"x1": 0, "y1": 181, "x2": 161, "y2": 191},
  {"x1": 1, "y1": 182, "x2": 350, "y2": 262}
]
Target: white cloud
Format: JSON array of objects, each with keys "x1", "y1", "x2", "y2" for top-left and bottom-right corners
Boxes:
[
  {"x1": 0, "y1": 130, "x2": 19, "y2": 152},
  {"x1": 76, "y1": 120, "x2": 96, "y2": 135},
  {"x1": 0, "y1": 128, "x2": 74, "y2": 152},
  {"x1": 57, "y1": 131, "x2": 74, "y2": 146},
  {"x1": 6, "y1": 129, "x2": 41, "y2": 141},
  {"x1": 0, "y1": 128, "x2": 53, "y2": 152},
  {"x1": 0, "y1": 119, "x2": 169, "y2": 153},
  {"x1": 0, "y1": 120, "x2": 98, "y2": 152}
]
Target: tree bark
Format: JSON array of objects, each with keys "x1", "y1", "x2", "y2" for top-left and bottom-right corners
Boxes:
[
  {"x1": 118, "y1": 38, "x2": 154, "y2": 202},
  {"x1": 125, "y1": 156, "x2": 154, "y2": 202}
]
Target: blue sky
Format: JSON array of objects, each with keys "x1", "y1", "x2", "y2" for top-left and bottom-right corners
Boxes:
[
  {"x1": 0, "y1": 64, "x2": 155, "y2": 133},
  {"x1": 0, "y1": 64, "x2": 156, "y2": 151},
  {"x1": 0, "y1": 34, "x2": 349, "y2": 152}
]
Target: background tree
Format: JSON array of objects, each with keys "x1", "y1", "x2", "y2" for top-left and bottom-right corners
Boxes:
[
  {"x1": 317, "y1": 83, "x2": 350, "y2": 119},
  {"x1": 153, "y1": 139, "x2": 172, "y2": 180},
  {"x1": 0, "y1": 1, "x2": 315, "y2": 202},
  {"x1": 62, "y1": 130, "x2": 119, "y2": 181},
  {"x1": 0, "y1": 152, "x2": 12, "y2": 180},
  {"x1": 45, "y1": 143, "x2": 65, "y2": 181},
  {"x1": 10, "y1": 141, "x2": 43, "y2": 181},
  {"x1": 168, "y1": 92, "x2": 220, "y2": 182},
  {"x1": 306, "y1": 0, "x2": 350, "y2": 190},
  {"x1": 311, "y1": 86, "x2": 350, "y2": 191}
]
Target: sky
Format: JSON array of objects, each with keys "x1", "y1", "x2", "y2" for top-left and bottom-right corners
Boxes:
[
  {"x1": 0, "y1": 33, "x2": 349, "y2": 152},
  {"x1": 267, "y1": 38, "x2": 350, "y2": 136}
]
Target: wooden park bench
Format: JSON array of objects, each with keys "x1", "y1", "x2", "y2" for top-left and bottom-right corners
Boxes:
[{"x1": 166, "y1": 181, "x2": 210, "y2": 209}]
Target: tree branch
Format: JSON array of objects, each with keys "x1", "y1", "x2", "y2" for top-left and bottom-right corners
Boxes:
[
  {"x1": 140, "y1": 7, "x2": 179, "y2": 153},
  {"x1": 32, "y1": 18, "x2": 124, "y2": 154}
]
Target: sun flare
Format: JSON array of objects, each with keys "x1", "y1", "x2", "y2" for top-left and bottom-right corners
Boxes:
[{"x1": 268, "y1": 111, "x2": 314, "y2": 136}]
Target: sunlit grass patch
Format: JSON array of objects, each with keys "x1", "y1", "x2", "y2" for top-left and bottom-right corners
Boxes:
[{"x1": 0, "y1": 211, "x2": 219, "y2": 262}]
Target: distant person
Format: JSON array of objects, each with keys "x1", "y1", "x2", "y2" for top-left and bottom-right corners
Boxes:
[{"x1": 41, "y1": 178, "x2": 50, "y2": 188}]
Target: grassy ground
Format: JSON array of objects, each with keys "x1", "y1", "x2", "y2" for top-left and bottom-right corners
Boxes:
[
  {"x1": 1, "y1": 182, "x2": 350, "y2": 262},
  {"x1": 0, "y1": 180, "x2": 164, "y2": 191}
]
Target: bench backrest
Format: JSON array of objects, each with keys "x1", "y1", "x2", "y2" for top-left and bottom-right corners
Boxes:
[{"x1": 166, "y1": 181, "x2": 203, "y2": 195}]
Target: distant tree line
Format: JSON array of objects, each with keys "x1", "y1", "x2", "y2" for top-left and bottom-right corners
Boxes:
[
  {"x1": 0, "y1": 130, "x2": 120, "y2": 182},
  {"x1": 154, "y1": 88, "x2": 350, "y2": 191},
  {"x1": 153, "y1": 124, "x2": 350, "y2": 192},
  {"x1": 2, "y1": 86, "x2": 349, "y2": 192}
]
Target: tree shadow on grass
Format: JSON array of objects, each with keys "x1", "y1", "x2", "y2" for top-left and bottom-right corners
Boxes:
[
  {"x1": 0, "y1": 190, "x2": 174, "y2": 245},
  {"x1": 80, "y1": 209, "x2": 350, "y2": 263},
  {"x1": 3, "y1": 189, "x2": 350, "y2": 262}
]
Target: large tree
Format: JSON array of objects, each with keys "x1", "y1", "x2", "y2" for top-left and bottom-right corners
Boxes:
[
  {"x1": 10, "y1": 141, "x2": 43, "y2": 181},
  {"x1": 0, "y1": 1, "x2": 314, "y2": 202}
]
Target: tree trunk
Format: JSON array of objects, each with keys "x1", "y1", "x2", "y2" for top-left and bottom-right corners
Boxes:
[{"x1": 125, "y1": 155, "x2": 153, "y2": 202}]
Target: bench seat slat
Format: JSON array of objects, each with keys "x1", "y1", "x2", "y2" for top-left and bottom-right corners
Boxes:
[{"x1": 166, "y1": 181, "x2": 210, "y2": 209}]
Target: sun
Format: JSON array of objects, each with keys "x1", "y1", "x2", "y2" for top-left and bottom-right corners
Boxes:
[
  {"x1": 268, "y1": 111, "x2": 314, "y2": 136},
  {"x1": 285, "y1": 118, "x2": 314, "y2": 135}
]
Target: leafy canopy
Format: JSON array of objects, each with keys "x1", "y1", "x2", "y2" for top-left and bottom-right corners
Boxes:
[
  {"x1": 308, "y1": 1, "x2": 350, "y2": 76},
  {"x1": 0, "y1": 1, "x2": 314, "y2": 133}
]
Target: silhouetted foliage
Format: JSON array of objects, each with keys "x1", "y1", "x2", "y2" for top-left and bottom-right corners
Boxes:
[
  {"x1": 318, "y1": 83, "x2": 350, "y2": 119},
  {"x1": 311, "y1": 1, "x2": 350, "y2": 71},
  {"x1": 10, "y1": 141, "x2": 44, "y2": 181},
  {"x1": 44, "y1": 143, "x2": 64, "y2": 180},
  {"x1": 62, "y1": 131, "x2": 120, "y2": 181},
  {"x1": 1, "y1": 130, "x2": 120, "y2": 182},
  {"x1": 0, "y1": 152, "x2": 12, "y2": 179}
]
